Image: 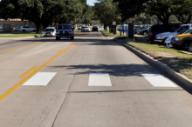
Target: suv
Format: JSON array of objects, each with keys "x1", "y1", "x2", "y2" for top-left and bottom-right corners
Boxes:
[{"x1": 56, "y1": 24, "x2": 74, "y2": 40}]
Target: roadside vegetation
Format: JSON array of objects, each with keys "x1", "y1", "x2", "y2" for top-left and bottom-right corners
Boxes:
[
  {"x1": 0, "y1": 33, "x2": 40, "y2": 38},
  {"x1": 129, "y1": 42, "x2": 192, "y2": 80},
  {"x1": 101, "y1": 30, "x2": 115, "y2": 37},
  {"x1": 101, "y1": 30, "x2": 122, "y2": 37},
  {"x1": 0, "y1": 0, "x2": 92, "y2": 33}
]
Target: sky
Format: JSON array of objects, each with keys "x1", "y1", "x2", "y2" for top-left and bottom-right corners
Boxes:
[{"x1": 87, "y1": 0, "x2": 97, "y2": 6}]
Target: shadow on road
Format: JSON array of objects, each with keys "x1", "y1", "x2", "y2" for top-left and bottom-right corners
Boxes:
[
  {"x1": 50, "y1": 64, "x2": 157, "y2": 77},
  {"x1": 20, "y1": 37, "x2": 122, "y2": 46}
]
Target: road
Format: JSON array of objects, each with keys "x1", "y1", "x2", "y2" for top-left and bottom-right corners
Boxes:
[{"x1": 0, "y1": 32, "x2": 192, "y2": 127}]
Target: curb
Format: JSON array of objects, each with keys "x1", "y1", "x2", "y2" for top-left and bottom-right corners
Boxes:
[{"x1": 123, "y1": 43, "x2": 192, "y2": 93}]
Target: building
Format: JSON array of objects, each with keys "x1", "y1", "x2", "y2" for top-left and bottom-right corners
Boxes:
[{"x1": 0, "y1": 18, "x2": 34, "y2": 32}]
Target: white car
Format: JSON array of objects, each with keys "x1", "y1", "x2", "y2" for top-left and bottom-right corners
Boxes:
[
  {"x1": 164, "y1": 24, "x2": 192, "y2": 47},
  {"x1": 42, "y1": 27, "x2": 56, "y2": 37},
  {"x1": 81, "y1": 26, "x2": 91, "y2": 32},
  {"x1": 155, "y1": 24, "x2": 192, "y2": 47},
  {"x1": 20, "y1": 26, "x2": 36, "y2": 32}
]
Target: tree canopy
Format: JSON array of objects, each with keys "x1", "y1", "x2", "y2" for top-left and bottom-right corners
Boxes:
[
  {"x1": 0, "y1": 0, "x2": 88, "y2": 32},
  {"x1": 94, "y1": 0, "x2": 120, "y2": 29},
  {"x1": 114, "y1": 0, "x2": 192, "y2": 24},
  {"x1": 0, "y1": 0, "x2": 192, "y2": 32},
  {"x1": 114, "y1": 0, "x2": 148, "y2": 22}
]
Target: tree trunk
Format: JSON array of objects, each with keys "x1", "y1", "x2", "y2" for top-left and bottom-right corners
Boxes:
[
  {"x1": 35, "y1": 22, "x2": 43, "y2": 33},
  {"x1": 128, "y1": 23, "x2": 134, "y2": 39},
  {"x1": 104, "y1": 24, "x2": 108, "y2": 30}
]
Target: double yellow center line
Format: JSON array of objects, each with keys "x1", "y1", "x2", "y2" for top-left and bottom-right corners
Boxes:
[{"x1": 0, "y1": 43, "x2": 76, "y2": 101}]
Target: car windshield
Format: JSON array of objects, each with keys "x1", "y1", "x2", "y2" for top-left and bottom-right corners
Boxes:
[
  {"x1": 23, "y1": 26, "x2": 29, "y2": 28},
  {"x1": 184, "y1": 29, "x2": 192, "y2": 34},
  {"x1": 58, "y1": 25, "x2": 72, "y2": 29},
  {"x1": 63, "y1": 25, "x2": 72, "y2": 29},
  {"x1": 45, "y1": 28, "x2": 54, "y2": 32},
  {"x1": 176, "y1": 26, "x2": 189, "y2": 34}
]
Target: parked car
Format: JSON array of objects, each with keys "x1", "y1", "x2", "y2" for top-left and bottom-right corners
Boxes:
[
  {"x1": 172, "y1": 29, "x2": 192, "y2": 51},
  {"x1": 148, "y1": 24, "x2": 181, "y2": 43},
  {"x1": 42, "y1": 27, "x2": 56, "y2": 37},
  {"x1": 136, "y1": 27, "x2": 150, "y2": 36},
  {"x1": 155, "y1": 24, "x2": 192, "y2": 46},
  {"x1": 20, "y1": 26, "x2": 36, "y2": 32},
  {"x1": 92, "y1": 26, "x2": 99, "y2": 32},
  {"x1": 0, "y1": 25, "x2": 3, "y2": 32},
  {"x1": 81, "y1": 26, "x2": 91, "y2": 32},
  {"x1": 56, "y1": 24, "x2": 74, "y2": 40},
  {"x1": 165, "y1": 24, "x2": 192, "y2": 48}
]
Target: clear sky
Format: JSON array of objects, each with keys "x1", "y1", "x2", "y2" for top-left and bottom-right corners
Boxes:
[{"x1": 87, "y1": 0, "x2": 97, "y2": 6}]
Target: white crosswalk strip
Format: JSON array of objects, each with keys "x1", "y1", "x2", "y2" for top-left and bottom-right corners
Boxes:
[
  {"x1": 24, "y1": 72, "x2": 56, "y2": 86},
  {"x1": 88, "y1": 73, "x2": 112, "y2": 86},
  {"x1": 142, "y1": 74, "x2": 178, "y2": 87}
]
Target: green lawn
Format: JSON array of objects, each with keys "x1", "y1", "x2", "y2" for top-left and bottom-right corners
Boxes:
[
  {"x1": 129, "y1": 42, "x2": 192, "y2": 80},
  {"x1": 101, "y1": 30, "x2": 115, "y2": 37},
  {"x1": 101, "y1": 30, "x2": 121, "y2": 37},
  {"x1": 0, "y1": 33, "x2": 39, "y2": 38}
]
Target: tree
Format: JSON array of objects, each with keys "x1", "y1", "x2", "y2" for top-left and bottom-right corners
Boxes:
[
  {"x1": 0, "y1": 0, "x2": 87, "y2": 32},
  {"x1": 144, "y1": 0, "x2": 192, "y2": 24},
  {"x1": 81, "y1": 6, "x2": 94, "y2": 24},
  {"x1": 18, "y1": 0, "x2": 69, "y2": 32},
  {"x1": 0, "y1": 0, "x2": 20, "y2": 19},
  {"x1": 114, "y1": 0, "x2": 148, "y2": 22},
  {"x1": 58, "y1": 0, "x2": 85, "y2": 24},
  {"x1": 172, "y1": 0, "x2": 192, "y2": 24},
  {"x1": 144, "y1": 0, "x2": 173, "y2": 25},
  {"x1": 94, "y1": 0, "x2": 119, "y2": 30},
  {"x1": 114, "y1": 0, "x2": 148, "y2": 38}
]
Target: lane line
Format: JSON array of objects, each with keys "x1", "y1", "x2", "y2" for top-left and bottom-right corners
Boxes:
[
  {"x1": 23, "y1": 72, "x2": 56, "y2": 86},
  {"x1": 0, "y1": 43, "x2": 76, "y2": 101},
  {"x1": 88, "y1": 73, "x2": 112, "y2": 87},
  {"x1": 142, "y1": 74, "x2": 178, "y2": 87},
  {"x1": 19, "y1": 66, "x2": 38, "y2": 79}
]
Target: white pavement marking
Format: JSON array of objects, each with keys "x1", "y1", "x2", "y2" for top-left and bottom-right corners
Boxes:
[
  {"x1": 88, "y1": 73, "x2": 112, "y2": 87},
  {"x1": 142, "y1": 74, "x2": 178, "y2": 87},
  {"x1": 24, "y1": 72, "x2": 56, "y2": 86}
]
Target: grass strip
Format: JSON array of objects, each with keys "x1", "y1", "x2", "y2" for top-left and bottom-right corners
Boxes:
[{"x1": 129, "y1": 42, "x2": 192, "y2": 80}]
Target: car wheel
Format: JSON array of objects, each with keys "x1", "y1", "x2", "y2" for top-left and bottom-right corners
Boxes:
[
  {"x1": 70, "y1": 36, "x2": 74, "y2": 40},
  {"x1": 56, "y1": 37, "x2": 60, "y2": 40},
  {"x1": 183, "y1": 40, "x2": 191, "y2": 51},
  {"x1": 188, "y1": 42, "x2": 192, "y2": 52}
]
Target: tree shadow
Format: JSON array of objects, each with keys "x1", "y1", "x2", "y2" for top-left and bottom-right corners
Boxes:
[
  {"x1": 158, "y1": 57, "x2": 192, "y2": 77},
  {"x1": 20, "y1": 37, "x2": 121, "y2": 46},
  {"x1": 51, "y1": 63, "x2": 192, "y2": 94},
  {"x1": 50, "y1": 64, "x2": 157, "y2": 77}
]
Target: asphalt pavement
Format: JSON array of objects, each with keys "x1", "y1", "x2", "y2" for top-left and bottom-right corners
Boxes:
[{"x1": 0, "y1": 32, "x2": 192, "y2": 127}]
